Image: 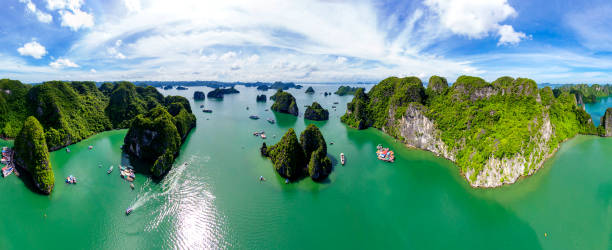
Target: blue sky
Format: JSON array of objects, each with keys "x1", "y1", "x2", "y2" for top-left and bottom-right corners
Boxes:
[{"x1": 2, "y1": 0, "x2": 612, "y2": 84}]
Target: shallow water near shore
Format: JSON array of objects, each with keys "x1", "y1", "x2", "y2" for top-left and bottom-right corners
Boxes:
[{"x1": 0, "y1": 85, "x2": 611, "y2": 249}]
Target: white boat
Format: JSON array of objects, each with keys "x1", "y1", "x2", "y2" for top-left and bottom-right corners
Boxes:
[
  {"x1": 107, "y1": 166, "x2": 114, "y2": 174},
  {"x1": 340, "y1": 153, "x2": 345, "y2": 165}
]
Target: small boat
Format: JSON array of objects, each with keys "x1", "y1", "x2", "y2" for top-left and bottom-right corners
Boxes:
[
  {"x1": 130, "y1": 183, "x2": 135, "y2": 189},
  {"x1": 260, "y1": 133, "x2": 267, "y2": 139},
  {"x1": 267, "y1": 118, "x2": 275, "y2": 124},
  {"x1": 107, "y1": 166, "x2": 114, "y2": 174},
  {"x1": 65, "y1": 175, "x2": 77, "y2": 184},
  {"x1": 126, "y1": 208, "x2": 133, "y2": 215},
  {"x1": 200, "y1": 105, "x2": 204, "y2": 108},
  {"x1": 265, "y1": 109, "x2": 269, "y2": 111},
  {"x1": 340, "y1": 153, "x2": 345, "y2": 165},
  {"x1": 332, "y1": 106, "x2": 337, "y2": 108},
  {"x1": 259, "y1": 176, "x2": 266, "y2": 181},
  {"x1": 202, "y1": 109, "x2": 213, "y2": 113},
  {"x1": 2, "y1": 166, "x2": 13, "y2": 177},
  {"x1": 249, "y1": 115, "x2": 260, "y2": 120},
  {"x1": 330, "y1": 142, "x2": 334, "y2": 145},
  {"x1": 285, "y1": 178, "x2": 289, "y2": 184},
  {"x1": 333, "y1": 102, "x2": 339, "y2": 104},
  {"x1": 66, "y1": 148, "x2": 70, "y2": 153},
  {"x1": 88, "y1": 146, "x2": 93, "y2": 150},
  {"x1": 246, "y1": 107, "x2": 249, "y2": 110}
]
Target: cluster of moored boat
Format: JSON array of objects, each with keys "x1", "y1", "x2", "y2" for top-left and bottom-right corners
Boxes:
[
  {"x1": 65, "y1": 175, "x2": 77, "y2": 184},
  {"x1": 253, "y1": 131, "x2": 267, "y2": 139},
  {"x1": 1, "y1": 147, "x2": 15, "y2": 178},
  {"x1": 376, "y1": 144, "x2": 395, "y2": 162}
]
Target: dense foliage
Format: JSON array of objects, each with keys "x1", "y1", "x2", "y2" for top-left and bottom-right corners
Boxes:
[
  {"x1": 256, "y1": 94, "x2": 267, "y2": 102},
  {"x1": 305, "y1": 86, "x2": 315, "y2": 94},
  {"x1": 264, "y1": 125, "x2": 332, "y2": 181},
  {"x1": 334, "y1": 86, "x2": 361, "y2": 96},
  {"x1": 270, "y1": 90, "x2": 298, "y2": 116},
  {"x1": 342, "y1": 75, "x2": 598, "y2": 182},
  {"x1": 555, "y1": 84, "x2": 612, "y2": 104},
  {"x1": 601, "y1": 108, "x2": 612, "y2": 137},
  {"x1": 193, "y1": 91, "x2": 205, "y2": 100},
  {"x1": 304, "y1": 102, "x2": 329, "y2": 121},
  {"x1": 207, "y1": 87, "x2": 240, "y2": 99},
  {"x1": 14, "y1": 116, "x2": 54, "y2": 194},
  {"x1": 0, "y1": 79, "x2": 31, "y2": 138}
]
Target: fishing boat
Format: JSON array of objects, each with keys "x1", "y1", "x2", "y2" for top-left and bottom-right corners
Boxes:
[
  {"x1": 126, "y1": 207, "x2": 133, "y2": 215},
  {"x1": 249, "y1": 115, "x2": 260, "y2": 120},
  {"x1": 107, "y1": 166, "x2": 114, "y2": 174},
  {"x1": 267, "y1": 118, "x2": 275, "y2": 124},
  {"x1": 202, "y1": 109, "x2": 213, "y2": 113},
  {"x1": 340, "y1": 153, "x2": 345, "y2": 165},
  {"x1": 376, "y1": 144, "x2": 395, "y2": 162}
]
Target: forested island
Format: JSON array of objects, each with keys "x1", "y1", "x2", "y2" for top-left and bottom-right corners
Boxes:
[
  {"x1": 305, "y1": 86, "x2": 315, "y2": 94},
  {"x1": 342, "y1": 75, "x2": 609, "y2": 187},
  {"x1": 554, "y1": 84, "x2": 612, "y2": 104},
  {"x1": 256, "y1": 94, "x2": 267, "y2": 102},
  {"x1": 207, "y1": 87, "x2": 240, "y2": 99},
  {"x1": 304, "y1": 102, "x2": 329, "y2": 121},
  {"x1": 261, "y1": 125, "x2": 332, "y2": 181},
  {"x1": 193, "y1": 91, "x2": 205, "y2": 100},
  {"x1": 0, "y1": 79, "x2": 196, "y2": 194},
  {"x1": 271, "y1": 90, "x2": 298, "y2": 116},
  {"x1": 334, "y1": 86, "x2": 361, "y2": 96}
]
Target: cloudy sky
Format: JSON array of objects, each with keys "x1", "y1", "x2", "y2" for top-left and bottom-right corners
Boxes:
[{"x1": 2, "y1": 0, "x2": 612, "y2": 84}]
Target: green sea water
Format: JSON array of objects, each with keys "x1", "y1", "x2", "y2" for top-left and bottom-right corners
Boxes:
[{"x1": 0, "y1": 85, "x2": 611, "y2": 249}]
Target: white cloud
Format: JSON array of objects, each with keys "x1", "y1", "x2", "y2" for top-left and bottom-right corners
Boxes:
[
  {"x1": 335, "y1": 56, "x2": 347, "y2": 64},
  {"x1": 17, "y1": 41, "x2": 47, "y2": 59},
  {"x1": 19, "y1": 0, "x2": 53, "y2": 23},
  {"x1": 90, "y1": 68, "x2": 96, "y2": 73},
  {"x1": 497, "y1": 25, "x2": 527, "y2": 45},
  {"x1": 566, "y1": 4, "x2": 612, "y2": 51},
  {"x1": 46, "y1": 0, "x2": 83, "y2": 11},
  {"x1": 50, "y1": 58, "x2": 79, "y2": 68},
  {"x1": 219, "y1": 51, "x2": 237, "y2": 61},
  {"x1": 124, "y1": 0, "x2": 141, "y2": 13},
  {"x1": 423, "y1": 0, "x2": 526, "y2": 45},
  {"x1": 59, "y1": 9, "x2": 94, "y2": 31}
]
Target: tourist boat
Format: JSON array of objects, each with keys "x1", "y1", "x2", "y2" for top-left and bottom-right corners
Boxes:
[
  {"x1": 333, "y1": 102, "x2": 339, "y2": 104},
  {"x1": 267, "y1": 118, "x2": 275, "y2": 124},
  {"x1": 202, "y1": 109, "x2": 213, "y2": 113},
  {"x1": 260, "y1": 133, "x2": 267, "y2": 139},
  {"x1": 66, "y1": 148, "x2": 70, "y2": 153},
  {"x1": 130, "y1": 183, "x2": 135, "y2": 190},
  {"x1": 107, "y1": 166, "x2": 114, "y2": 174},
  {"x1": 340, "y1": 153, "x2": 345, "y2": 165},
  {"x1": 2, "y1": 166, "x2": 13, "y2": 177},
  {"x1": 259, "y1": 176, "x2": 266, "y2": 181},
  {"x1": 200, "y1": 105, "x2": 204, "y2": 108},
  {"x1": 376, "y1": 144, "x2": 395, "y2": 163},
  {"x1": 249, "y1": 115, "x2": 260, "y2": 120},
  {"x1": 265, "y1": 109, "x2": 269, "y2": 111},
  {"x1": 126, "y1": 207, "x2": 133, "y2": 215},
  {"x1": 88, "y1": 145, "x2": 93, "y2": 150}
]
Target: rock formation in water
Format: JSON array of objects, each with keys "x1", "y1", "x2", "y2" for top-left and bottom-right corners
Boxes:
[
  {"x1": 601, "y1": 108, "x2": 612, "y2": 137},
  {"x1": 263, "y1": 125, "x2": 332, "y2": 181},
  {"x1": 256, "y1": 94, "x2": 267, "y2": 102},
  {"x1": 123, "y1": 102, "x2": 195, "y2": 177},
  {"x1": 14, "y1": 116, "x2": 54, "y2": 194},
  {"x1": 305, "y1": 87, "x2": 315, "y2": 94},
  {"x1": 256, "y1": 85, "x2": 269, "y2": 91},
  {"x1": 304, "y1": 102, "x2": 329, "y2": 121},
  {"x1": 334, "y1": 86, "x2": 361, "y2": 96},
  {"x1": 207, "y1": 87, "x2": 240, "y2": 99},
  {"x1": 271, "y1": 90, "x2": 298, "y2": 116},
  {"x1": 193, "y1": 91, "x2": 205, "y2": 100},
  {"x1": 342, "y1": 75, "x2": 597, "y2": 188}
]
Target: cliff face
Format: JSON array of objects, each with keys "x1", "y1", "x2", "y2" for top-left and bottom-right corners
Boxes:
[
  {"x1": 271, "y1": 90, "x2": 299, "y2": 116},
  {"x1": 602, "y1": 108, "x2": 612, "y2": 137},
  {"x1": 343, "y1": 75, "x2": 596, "y2": 188},
  {"x1": 14, "y1": 116, "x2": 54, "y2": 194},
  {"x1": 304, "y1": 102, "x2": 329, "y2": 121}
]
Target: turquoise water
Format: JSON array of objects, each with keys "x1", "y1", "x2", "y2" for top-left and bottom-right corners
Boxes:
[
  {"x1": 0, "y1": 85, "x2": 610, "y2": 249},
  {"x1": 586, "y1": 96, "x2": 612, "y2": 126}
]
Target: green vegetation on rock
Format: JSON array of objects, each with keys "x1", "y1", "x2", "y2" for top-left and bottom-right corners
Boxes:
[
  {"x1": 555, "y1": 84, "x2": 612, "y2": 104},
  {"x1": 343, "y1": 75, "x2": 598, "y2": 187},
  {"x1": 304, "y1": 102, "x2": 329, "y2": 121},
  {"x1": 14, "y1": 116, "x2": 54, "y2": 194},
  {"x1": 264, "y1": 125, "x2": 332, "y2": 181},
  {"x1": 207, "y1": 87, "x2": 240, "y2": 99},
  {"x1": 601, "y1": 108, "x2": 612, "y2": 137},
  {"x1": 270, "y1": 90, "x2": 298, "y2": 116},
  {"x1": 334, "y1": 86, "x2": 361, "y2": 96}
]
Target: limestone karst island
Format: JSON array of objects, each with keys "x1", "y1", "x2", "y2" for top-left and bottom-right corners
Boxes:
[{"x1": 1, "y1": 0, "x2": 611, "y2": 249}]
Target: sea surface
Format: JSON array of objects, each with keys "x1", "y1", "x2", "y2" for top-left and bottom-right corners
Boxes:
[{"x1": 0, "y1": 85, "x2": 611, "y2": 249}]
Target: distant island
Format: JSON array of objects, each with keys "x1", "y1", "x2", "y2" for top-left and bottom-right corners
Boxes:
[
  {"x1": 305, "y1": 86, "x2": 315, "y2": 94},
  {"x1": 334, "y1": 86, "x2": 362, "y2": 96},
  {"x1": 342, "y1": 75, "x2": 609, "y2": 188},
  {"x1": 0, "y1": 79, "x2": 196, "y2": 194},
  {"x1": 193, "y1": 91, "x2": 205, "y2": 100},
  {"x1": 554, "y1": 84, "x2": 612, "y2": 105},
  {"x1": 261, "y1": 125, "x2": 332, "y2": 181},
  {"x1": 207, "y1": 87, "x2": 240, "y2": 99},
  {"x1": 256, "y1": 94, "x2": 267, "y2": 102}
]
